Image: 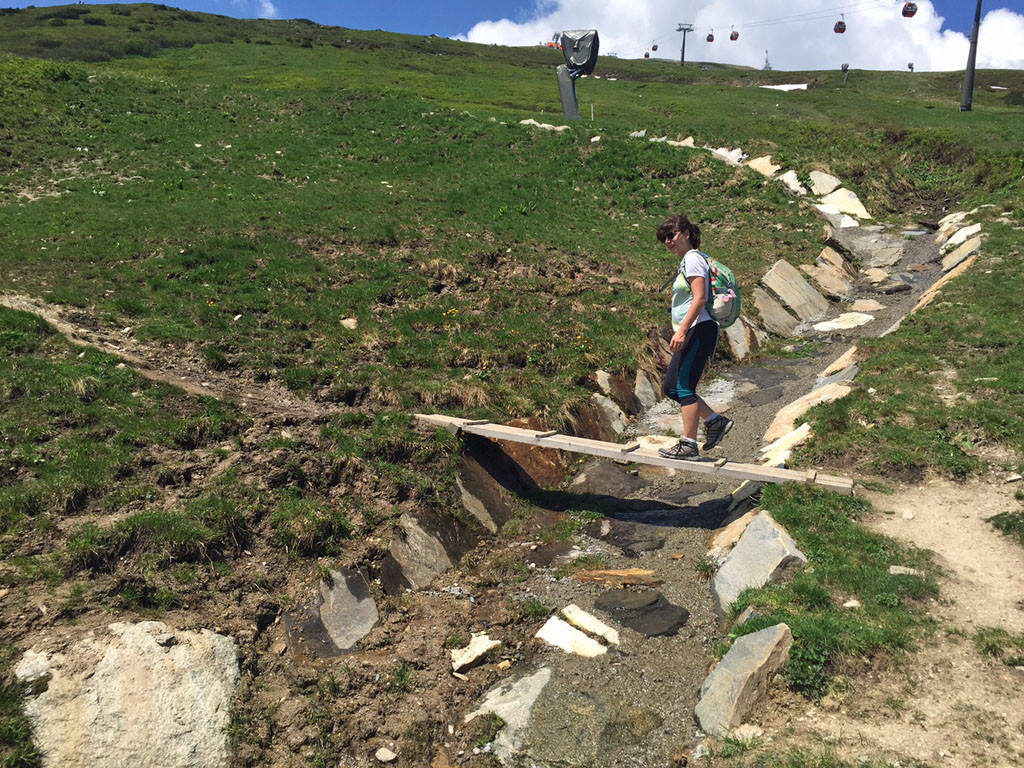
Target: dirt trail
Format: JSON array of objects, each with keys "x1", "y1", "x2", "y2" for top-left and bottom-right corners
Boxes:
[
  {"x1": 755, "y1": 476, "x2": 1024, "y2": 768},
  {"x1": 0, "y1": 293, "x2": 334, "y2": 423}
]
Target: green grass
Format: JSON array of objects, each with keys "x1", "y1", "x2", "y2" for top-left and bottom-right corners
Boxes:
[
  {"x1": 727, "y1": 484, "x2": 937, "y2": 699},
  {"x1": 0, "y1": 646, "x2": 41, "y2": 768},
  {"x1": 974, "y1": 627, "x2": 1024, "y2": 667}
]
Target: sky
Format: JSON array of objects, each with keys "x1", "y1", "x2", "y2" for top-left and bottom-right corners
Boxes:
[{"x1": 15, "y1": 1, "x2": 1024, "y2": 71}]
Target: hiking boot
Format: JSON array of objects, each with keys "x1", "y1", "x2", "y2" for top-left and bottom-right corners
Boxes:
[
  {"x1": 703, "y1": 415, "x2": 734, "y2": 452},
  {"x1": 658, "y1": 439, "x2": 700, "y2": 460}
]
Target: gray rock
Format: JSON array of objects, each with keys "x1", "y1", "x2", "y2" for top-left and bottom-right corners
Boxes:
[
  {"x1": 867, "y1": 246, "x2": 904, "y2": 268},
  {"x1": 457, "y1": 435, "x2": 534, "y2": 534},
  {"x1": 694, "y1": 623, "x2": 793, "y2": 737},
  {"x1": 711, "y1": 512, "x2": 807, "y2": 616},
  {"x1": 827, "y1": 226, "x2": 906, "y2": 264},
  {"x1": 734, "y1": 606, "x2": 763, "y2": 627},
  {"x1": 778, "y1": 170, "x2": 807, "y2": 195},
  {"x1": 591, "y1": 393, "x2": 628, "y2": 437},
  {"x1": 15, "y1": 622, "x2": 239, "y2": 768},
  {"x1": 889, "y1": 565, "x2": 920, "y2": 576},
  {"x1": 814, "y1": 363, "x2": 858, "y2": 391},
  {"x1": 723, "y1": 317, "x2": 767, "y2": 360},
  {"x1": 319, "y1": 569, "x2": 379, "y2": 651},
  {"x1": 751, "y1": 287, "x2": 799, "y2": 337},
  {"x1": 464, "y1": 667, "x2": 553, "y2": 762},
  {"x1": 593, "y1": 589, "x2": 690, "y2": 637},
  {"x1": 633, "y1": 369, "x2": 660, "y2": 411},
  {"x1": 380, "y1": 509, "x2": 475, "y2": 594},
  {"x1": 875, "y1": 280, "x2": 912, "y2": 295},
  {"x1": 761, "y1": 260, "x2": 828, "y2": 322},
  {"x1": 799, "y1": 262, "x2": 854, "y2": 300}
]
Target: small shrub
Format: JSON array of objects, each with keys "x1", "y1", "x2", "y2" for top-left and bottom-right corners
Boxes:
[
  {"x1": 83, "y1": 16, "x2": 106, "y2": 26},
  {"x1": 786, "y1": 642, "x2": 830, "y2": 699},
  {"x1": 271, "y1": 495, "x2": 352, "y2": 556}
]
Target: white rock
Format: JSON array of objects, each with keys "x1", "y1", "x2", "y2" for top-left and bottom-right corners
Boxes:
[
  {"x1": 1005, "y1": 474, "x2": 1022, "y2": 484},
  {"x1": 464, "y1": 668, "x2": 552, "y2": 762},
  {"x1": 863, "y1": 267, "x2": 889, "y2": 284},
  {"x1": 843, "y1": 599, "x2": 861, "y2": 609},
  {"x1": 778, "y1": 170, "x2": 807, "y2": 195},
  {"x1": 819, "y1": 188, "x2": 872, "y2": 219},
  {"x1": 730, "y1": 724, "x2": 764, "y2": 740},
  {"x1": 943, "y1": 223, "x2": 982, "y2": 251},
  {"x1": 340, "y1": 317, "x2": 358, "y2": 330},
  {"x1": 629, "y1": 129, "x2": 647, "y2": 138},
  {"x1": 813, "y1": 312, "x2": 874, "y2": 333},
  {"x1": 809, "y1": 171, "x2": 842, "y2": 196},
  {"x1": 902, "y1": 511, "x2": 915, "y2": 520},
  {"x1": 590, "y1": 135, "x2": 601, "y2": 143},
  {"x1": 762, "y1": 382, "x2": 853, "y2": 443},
  {"x1": 760, "y1": 83, "x2": 807, "y2": 91},
  {"x1": 16, "y1": 622, "x2": 239, "y2": 768},
  {"x1": 534, "y1": 617, "x2": 607, "y2": 657},
  {"x1": 375, "y1": 747, "x2": 398, "y2": 762},
  {"x1": 889, "y1": 566, "x2": 920, "y2": 576},
  {"x1": 14, "y1": 650, "x2": 51, "y2": 690},
  {"x1": 561, "y1": 604, "x2": 619, "y2": 645},
  {"x1": 451, "y1": 633, "x2": 502, "y2": 672},
  {"x1": 819, "y1": 346, "x2": 858, "y2": 378},
  {"x1": 650, "y1": 136, "x2": 668, "y2": 143},
  {"x1": 666, "y1": 136, "x2": 695, "y2": 148}
]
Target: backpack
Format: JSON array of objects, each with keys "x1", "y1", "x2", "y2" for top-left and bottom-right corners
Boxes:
[{"x1": 699, "y1": 252, "x2": 741, "y2": 328}]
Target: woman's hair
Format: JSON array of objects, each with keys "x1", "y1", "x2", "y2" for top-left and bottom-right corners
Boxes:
[{"x1": 656, "y1": 214, "x2": 701, "y2": 249}]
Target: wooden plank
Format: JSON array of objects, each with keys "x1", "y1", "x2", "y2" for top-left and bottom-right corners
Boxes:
[{"x1": 413, "y1": 413, "x2": 855, "y2": 494}]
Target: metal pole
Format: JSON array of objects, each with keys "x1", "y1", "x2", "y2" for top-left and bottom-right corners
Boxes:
[
  {"x1": 960, "y1": 0, "x2": 983, "y2": 112},
  {"x1": 677, "y1": 24, "x2": 693, "y2": 67}
]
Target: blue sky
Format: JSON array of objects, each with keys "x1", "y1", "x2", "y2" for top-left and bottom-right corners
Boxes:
[{"x1": 14, "y1": 1, "x2": 1024, "y2": 70}]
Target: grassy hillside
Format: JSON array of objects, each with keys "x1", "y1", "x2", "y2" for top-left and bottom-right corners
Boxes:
[{"x1": 2, "y1": 7, "x2": 1024, "y2": 764}]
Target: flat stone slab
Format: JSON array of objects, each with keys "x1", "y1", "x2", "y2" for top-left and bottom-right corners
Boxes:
[
  {"x1": 813, "y1": 312, "x2": 874, "y2": 333},
  {"x1": 711, "y1": 513, "x2": 807, "y2": 616},
  {"x1": 464, "y1": 667, "x2": 553, "y2": 762},
  {"x1": 850, "y1": 299, "x2": 884, "y2": 312},
  {"x1": 707, "y1": 510, "x2": 757, "y2": 563},
  {"x1": 819, "y1": 188, "x2": 872, "y2": 219},
  {"x1": 593, "y1": 589, "x2": 690, "y2": 637},
  {"x1": 452, "y1": 633, "x2": 501, "y2": 672},
  {"x1": 762, "y1": 380, "x2": 852, "y2": 443},
  {"x1": 799, "y1": 262, "x2": 853, "y2": 300},
  {"x1": 694, "y1": 623, "x2": 793, "y2": 737},
  {"x1": 569, "y1": 459, "x2": 649, "y2": 499},
  {"x1": 809, "y1": 170, "x2": 841, "y2": 196},
  {"x1": 535, "y1": 617, "x2": 607, "y2": 657},
  {"x1": 751, "y1": 287, "x2": 799, "y2": 337},
  {"x1": 863, "y1": 267, "x2": 889, "y2": 284},
  {"x1": 319, "y1": 569, "x2": 379, "y2": 652},
  {"x1": 562, "y1": 604, "x2": 620, "y2": 645},
  {"x1": 817, "y1": 246, "x2": 858, "y2": 280},
  {"x1": 942, "y1": 236, "x2": 981, "y2": 272},
  {"x1": 828, "y1": 227, "x2": 905, "y2": 264},
  {"x1": 15, "y1": 622, "x2": 239, "y2": 768},
  {"x1": 762, "y1": 260, "x2": 828, "y2": 322},
  {"x1": 943, "y1": 223, "x2": 982, "y2": 251},
  {"x1": 745, "y1": 155, "x2": 780, "y2": 177},
  {"x1": 866, "y1": 246, "x2": 904, "y2": 268}
]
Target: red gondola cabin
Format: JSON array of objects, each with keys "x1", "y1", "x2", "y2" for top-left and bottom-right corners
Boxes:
[
  {"x1": 707, "y1": 32, "x2": 715, "y2": 42},
  {"x1": 902, "y1": 3, "x2": 918, "y2": 18},
  {"x1": 730, "y1": 28, "x2": 739, "y2": 41},
  {"x1": 834, "y1": 18, "x2": 846, "y2": 34}
]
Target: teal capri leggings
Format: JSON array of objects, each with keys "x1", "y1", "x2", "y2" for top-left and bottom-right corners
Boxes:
[{"x1": 662, "y1": 320, "x2": 719, "y2": 406}]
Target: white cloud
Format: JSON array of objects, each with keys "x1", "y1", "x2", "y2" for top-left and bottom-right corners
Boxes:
[
  {"x1": 231, "y1": 0, "x2": 279, "y2": 20},
  {"x1": 462, "y1": 1, "x2": 1024, "y2": 72}
]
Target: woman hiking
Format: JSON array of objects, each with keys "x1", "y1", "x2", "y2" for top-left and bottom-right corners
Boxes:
[{"x1": 655, "y1": 214, "x2": 733, "y2": 460}]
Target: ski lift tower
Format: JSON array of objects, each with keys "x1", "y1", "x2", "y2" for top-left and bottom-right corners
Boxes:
[
  {"x1": 555, "y1": 29, "x2": 599, "y2": 120},
  {"x1": 677, "y1": 23, "x2": 694, "y2": 66},
  {"x1": 960, "y1": 0, "x2": 983, "y2": 111}
]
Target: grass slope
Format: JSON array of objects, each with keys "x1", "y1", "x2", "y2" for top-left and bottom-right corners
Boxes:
[{"x1": 1, "y1": 6, "x2": 1024, "y2": 764}]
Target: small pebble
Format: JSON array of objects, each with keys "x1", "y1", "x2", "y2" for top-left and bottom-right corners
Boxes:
[
  {"x1": 375, "y1": 747, "x2": 397, "y2": 763},
  {"x1": 902, "y1": 511, "x2": 915, "y2": 520}
]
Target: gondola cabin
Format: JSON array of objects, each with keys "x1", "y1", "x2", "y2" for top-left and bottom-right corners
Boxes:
[
  {"x1": 730, "y1": 28, "x2": 739, "y2": 41},
  {"x1": 652, "y1": 44, "x2": 658, "y2": 51},
  {"x1": 834, "y1": 18, "x2": 846, "y2": 34},
  {"x1": 902, "y1": 3, "x2": 918, "y2": 18},
  {"x1": 707, "y1": 32, "x2": 715, "y2": 42},
  {"x1": 644, "y1": 51, "x2": 650, "y2": 58}
]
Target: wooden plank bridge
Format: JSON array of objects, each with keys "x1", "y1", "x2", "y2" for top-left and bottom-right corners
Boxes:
[{"x1": 415, "y1": 414, "x2": 854, "y2": 495}]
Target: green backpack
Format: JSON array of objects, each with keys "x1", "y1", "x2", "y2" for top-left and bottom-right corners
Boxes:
[{"x1": 699, "y1": 252, "x2": 742, "y2": 328}]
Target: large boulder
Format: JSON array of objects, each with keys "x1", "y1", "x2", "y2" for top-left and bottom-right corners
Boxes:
[
  {"x1": 818, "y1": 188, "x2": 872, "y2": 219},
  {"x1": 941, "y1": 236, "x2": 981, "y2": 272},
  {"x1": 826, "y1": 226, "x2": 905, "y2": 265},
  {"x1": 799, "y1": 262, "x2": 853, "y2": 300},
  {"x1": 594, "y1": 370, "x2": 641, "y2": 415},
  {"x1": 694, "y1": 623, "x2": 793, "y2": 737},
  {"x1": 711, "y1": 512, "x2": 807, "y2": 616},
  {"x1": 458, "y1": 434, "x2": 541, "y2": 533},
  {"x1": 723, "y1": 317, "x2": 768, "y2": 360},
  {"x1": 808, "y1": 170, "x2": 841, "y2": 196},
  {"x1": 15, "y1": 622, "x2": 239, "y2": 768}
]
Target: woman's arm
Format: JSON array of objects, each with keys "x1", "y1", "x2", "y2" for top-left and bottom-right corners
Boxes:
[{"x1": 669, "y1": 275, "x2": 706, "y2": 352}]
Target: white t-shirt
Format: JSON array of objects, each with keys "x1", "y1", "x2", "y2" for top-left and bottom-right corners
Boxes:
[{"x1": 671, "y1": 249, "x2": 713, "y2": 331}]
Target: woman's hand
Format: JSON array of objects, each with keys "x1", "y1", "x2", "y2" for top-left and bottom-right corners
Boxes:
[{"x1": 669, "y1": 325, "x2": 690, "y2": 352}]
